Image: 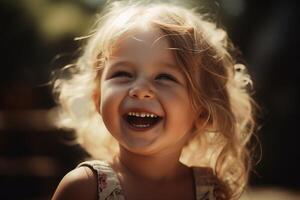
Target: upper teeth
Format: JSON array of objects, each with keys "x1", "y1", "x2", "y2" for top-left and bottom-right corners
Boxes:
[{"x1": 128, "y1": 112, "x2": 158, "y2": 118}]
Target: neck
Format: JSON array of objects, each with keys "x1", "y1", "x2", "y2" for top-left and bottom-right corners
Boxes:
[{"x1": 112, "y1": 146, "x2": 188, "y2": 182}]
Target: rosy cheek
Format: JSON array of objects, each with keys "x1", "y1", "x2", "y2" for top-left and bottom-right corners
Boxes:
[{"x1": 100, "y1": 83, "x2": 124, "y2": 115}]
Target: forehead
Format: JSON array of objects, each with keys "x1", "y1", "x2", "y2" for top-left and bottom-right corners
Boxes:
[{"x1": 109, "y1": 27, "x2": 176, "y2": 64}]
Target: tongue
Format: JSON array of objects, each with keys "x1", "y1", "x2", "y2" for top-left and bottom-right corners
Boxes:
[{"x1": 126, "y1": 116, "x2": 159, "y2": 127}]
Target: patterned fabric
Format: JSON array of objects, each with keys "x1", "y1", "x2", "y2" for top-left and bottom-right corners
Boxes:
[
  {"x1": 77, "y1": 160, "x2": 220, "y2": 200},
  {"x1": 78, "y1": 160, "x2": 125, "y2": 200}
]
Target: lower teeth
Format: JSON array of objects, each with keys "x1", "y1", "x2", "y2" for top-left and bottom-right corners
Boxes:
[{"x1": 132, "y1": 124, "x2": 150, "y2": 128}]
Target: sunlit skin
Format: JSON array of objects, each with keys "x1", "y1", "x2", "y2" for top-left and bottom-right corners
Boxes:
[
  {"x1": 97, "y1": 27, "x2": 198, "y2": 199},
  {"x1": 100, "y1": 28, "x2": 197, "y2": 155}
]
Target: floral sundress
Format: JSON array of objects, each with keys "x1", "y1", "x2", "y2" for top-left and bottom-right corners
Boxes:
[{"x1": 77, "y1": 160, "x2": 223, "y2": 200}]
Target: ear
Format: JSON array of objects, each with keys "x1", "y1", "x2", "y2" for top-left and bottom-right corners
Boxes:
[{"x1": 92, "y1": 89, "x2": 100, "y2": 114}]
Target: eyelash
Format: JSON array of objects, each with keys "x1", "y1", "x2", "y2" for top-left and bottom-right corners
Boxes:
[
  {"x1": 110, "y1": 71, "x2": 178, "y2": 83},
  {"x1": 111, "y1": 71, "x2": 132, "y2": 78},
  {"x1": 155, "y1": 73, "x2": 178, "y2": 82}
]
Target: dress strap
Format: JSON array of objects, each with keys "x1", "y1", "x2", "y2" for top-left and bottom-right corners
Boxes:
[
  {"x1": 193, "y1": 166, "x2": 229, "y2": 200},
  {"x1": 193, "y1": 167, "x2": 217, "y2": 200},
  {"x1": 77, "y1": 160, "x2": 125, "y2": 200}
]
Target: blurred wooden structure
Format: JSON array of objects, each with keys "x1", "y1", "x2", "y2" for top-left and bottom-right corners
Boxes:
[{"x1": 0, "y1": 110, "x2": 88, "y2": 199}]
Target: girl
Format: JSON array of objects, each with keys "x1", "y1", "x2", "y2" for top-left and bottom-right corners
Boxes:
[{"x1": 52, "y1": 1, "x2": 257, "y2": 199}]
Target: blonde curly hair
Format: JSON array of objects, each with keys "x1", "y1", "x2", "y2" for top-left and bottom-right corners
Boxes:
[{"x1": 52, "y1": 1, "x2": 258, "y2": 199}]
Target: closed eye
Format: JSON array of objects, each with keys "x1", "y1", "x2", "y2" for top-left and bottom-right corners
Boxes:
[
  {"x1": 110, "y1": 71, "x2": 132, "y2": 78},
  {"x1": 156, "y1": 73, "x2": 178, "y2": 82}
]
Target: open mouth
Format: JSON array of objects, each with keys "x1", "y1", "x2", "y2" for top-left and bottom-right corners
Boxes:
[{"x1": 123, "y1": 112, "x2": 162, "y2": 130}]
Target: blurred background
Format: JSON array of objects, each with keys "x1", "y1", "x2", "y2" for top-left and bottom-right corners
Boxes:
[{"x1": 0, "y1": 0, "x2": 299, "y2": 199}]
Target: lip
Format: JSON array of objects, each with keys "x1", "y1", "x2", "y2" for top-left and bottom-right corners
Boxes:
[{"x1": 121, "y1": 107, "x2": 164, "y2": 132}]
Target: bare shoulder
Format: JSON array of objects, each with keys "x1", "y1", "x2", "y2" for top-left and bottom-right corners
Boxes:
[{"x1": 51, "y1": 166, "x2": 97, "y2": 200}]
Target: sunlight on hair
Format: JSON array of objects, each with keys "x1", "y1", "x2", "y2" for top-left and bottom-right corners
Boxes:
[{"x1": 52, "y1": 1, "x2": 259, "y2": 199}]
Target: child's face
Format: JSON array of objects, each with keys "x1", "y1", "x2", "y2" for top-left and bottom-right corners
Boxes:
[{"x1": 99, "y1": 27, "x2": 197, "y2": 155}]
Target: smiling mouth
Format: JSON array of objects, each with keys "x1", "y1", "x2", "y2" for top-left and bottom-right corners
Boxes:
[{"x1": 123, "y1": 112, "x2": 162, "y2": 130}]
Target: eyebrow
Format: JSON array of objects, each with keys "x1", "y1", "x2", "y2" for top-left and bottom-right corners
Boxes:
[
  {"x1": 157, "y1": 61, "x2": 179, "y2": 69},
  {"x1": 109, "y1": 59, "x2": 180, "y2": 72},
  {"x1": 108, "y1": 60, "x2": 134, "y2": 69}
]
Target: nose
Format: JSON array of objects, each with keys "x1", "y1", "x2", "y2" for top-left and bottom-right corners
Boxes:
[{"x1": 128, "y1": 79, "x2": 155, "y2": 99}]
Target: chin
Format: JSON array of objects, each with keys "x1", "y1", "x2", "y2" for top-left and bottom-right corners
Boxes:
[{"x1": 120, "y1": 139, "x2": 164, "y2": 156}]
